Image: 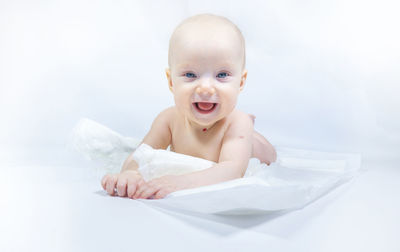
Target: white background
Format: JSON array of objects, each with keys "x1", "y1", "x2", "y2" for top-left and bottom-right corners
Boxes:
[
  {"x1": 1, "y1": 0, "x2": 399, "y2": 164},
  {"x1": 1, "y1": 1, "x2": 400, "y2": 252}
]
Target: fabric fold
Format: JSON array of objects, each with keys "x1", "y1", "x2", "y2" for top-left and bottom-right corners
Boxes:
[{"x1": 70, "y1": 118, "x2": 361, "y2": 215}]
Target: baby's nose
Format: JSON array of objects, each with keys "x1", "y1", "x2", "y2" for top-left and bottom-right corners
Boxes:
[{"x1": 195, "y1": 85, "x2": 216, "y2": 96}]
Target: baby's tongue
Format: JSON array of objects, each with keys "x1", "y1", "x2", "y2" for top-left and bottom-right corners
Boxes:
[{"x1": 198, "y1": 102, "x2": 214, "y2": 111}]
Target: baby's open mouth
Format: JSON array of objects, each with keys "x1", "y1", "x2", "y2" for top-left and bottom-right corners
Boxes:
[{"x1": 193, "y1": 102, "x2": 218, "y2": 114}]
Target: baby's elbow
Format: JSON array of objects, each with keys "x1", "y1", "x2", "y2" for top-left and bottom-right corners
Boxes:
[
  {"x1": 239, "y1": 160, "x2": 250, "y2": 178},
  {"x1": 224, "y1": 161, "x2": 247, "y2": 179},
  {"x1": 270, "y1": 146, "x2": 277, "y2": 163},
  {"x1": 264, "y1": 148, "x2": 277, "y2": 166}
]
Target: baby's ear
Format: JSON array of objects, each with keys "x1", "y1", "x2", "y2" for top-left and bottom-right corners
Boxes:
[
  {"x1": 165, "y1": 68, "x2": 173, "y2": 92},
  {"x1": 239, "y1": 70, "x2": 248, "y2": 91}
]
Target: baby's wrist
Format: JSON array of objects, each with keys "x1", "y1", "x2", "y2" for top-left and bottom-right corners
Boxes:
[{"x1": 121, "y1": 169, "x2": 141, "y2": 175}]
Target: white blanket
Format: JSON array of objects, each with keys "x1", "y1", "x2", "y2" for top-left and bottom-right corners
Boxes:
[{"x1": 69, "y1": 118, "x2": 361, "y2": 215}]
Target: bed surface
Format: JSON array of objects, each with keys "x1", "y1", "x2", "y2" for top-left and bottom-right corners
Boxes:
[{"x1": 1, "y1": 161, "x2": 399, "y2": 252}]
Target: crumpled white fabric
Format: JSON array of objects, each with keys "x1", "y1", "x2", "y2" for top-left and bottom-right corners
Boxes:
[
  {"x1": 68, "y1": 118, "x2": 141, "y2": 172},
  {"x1": 132, "y1": 143, "x2": 268, "y2": 181},
  {"x1": 69, "y1": 118, "x2": 361, "y2": 215}
]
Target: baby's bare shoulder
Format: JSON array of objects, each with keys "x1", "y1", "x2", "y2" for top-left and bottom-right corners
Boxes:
[
  {"x1": 229, "y1": 109, "x2": 252, "y2": 124},
  {"x1": 156, "y1": 106, "x2": 181, "y2": 131},
  {"x1": 157, "y1": 106, "x2": 176, "y2": 120},
  {"x1": 142, "y1": 106, "x2": 176, "y2": 150},
  {"x1": 224, "y1": 110, "x2": 254, "y2": 135},
  {"x1": 149, "y1": 106, "x2": 176, "y2": 135}
]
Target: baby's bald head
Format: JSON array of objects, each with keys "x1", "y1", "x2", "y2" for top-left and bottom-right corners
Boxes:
[{"x1": 168, "y1": 14, "x2": 246, "y2": 70}]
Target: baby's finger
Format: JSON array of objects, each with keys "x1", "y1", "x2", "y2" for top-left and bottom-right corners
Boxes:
[
  {"x1": 127, "y1": 176, "x2": 143, "y2": 198},
  {"x1": 127, "y1": 182, "x2": 137, "y2": 199},
  {"x1": 154, "y1": 188, "x2": 170, "y2": 199},
  {"x1": 139, "y1": 185, "x2": 159, "y2": 199},
  {"x1": 133, "y1": 180, "x2": 146, "y2": 199},
  {"x1": 101, "y1": 174, "x2": 110, "y2": 190},
  {"x1": 116, "y1": 177, "x2": 128, "y2": 197},
  {"x1": 106, "y1": 175, "x2": 117, "y2": 196}
]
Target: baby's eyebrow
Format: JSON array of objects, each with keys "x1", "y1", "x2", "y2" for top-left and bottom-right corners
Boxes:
[
  {"x1": 175, "y1": 63, "x2": 193, "y2": 69},
  {"x1": 175, "y1": 61, "x2": 236, "y2": 71}
]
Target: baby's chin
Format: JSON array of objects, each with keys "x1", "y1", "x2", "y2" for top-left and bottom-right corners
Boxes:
[{"x1": 187, "y1": 117, "x2": 220, "y2": 129}]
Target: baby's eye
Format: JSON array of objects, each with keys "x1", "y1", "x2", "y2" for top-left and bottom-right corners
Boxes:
[
  {"x1": 216, "y1": 72, "x2": 229, "y2": 79},
  {"x1": 185, "y1": 72, "x2": 197, "y2": 78}
]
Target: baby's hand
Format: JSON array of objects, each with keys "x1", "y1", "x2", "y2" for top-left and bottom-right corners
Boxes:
[
  {"x1": 101, "y1": 170, "x2": 145, "y2": 198},
  {"x1": 134, "y1": 174, "x2": 190, "y2": 200}
]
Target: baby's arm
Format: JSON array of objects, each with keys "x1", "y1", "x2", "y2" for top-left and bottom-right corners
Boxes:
[
  {"x1": 136, "y1": 113, "x2": 254, "y2": 199},
  {"x1": 192, "y1": 112, "x2": 254, "y2": 183},
  {"x1": 101, "y1": 107, "x2": 172, "y2": 198}
]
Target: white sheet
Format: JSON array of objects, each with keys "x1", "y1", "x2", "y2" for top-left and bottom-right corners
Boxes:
[
  {"x1": 2, "y1": 162, "x2": 399, "y2": 252},
  {"x1": 70, "y1": 118, "x2": 361, "y2": 215}
]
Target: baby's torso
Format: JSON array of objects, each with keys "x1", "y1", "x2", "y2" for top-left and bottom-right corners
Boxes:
[{"x1": 168, "y1": 107, "x2": 235, "y2": 163}]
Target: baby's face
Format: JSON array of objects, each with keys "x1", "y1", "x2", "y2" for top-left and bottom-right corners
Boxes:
[{"x1": 166, "y1": 24, "x2": 247, "y2": 128}]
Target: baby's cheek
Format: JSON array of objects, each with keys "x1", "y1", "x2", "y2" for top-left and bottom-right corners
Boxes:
[{"x1": 174, "y1": 90, "x2": 190, "y2": 104}]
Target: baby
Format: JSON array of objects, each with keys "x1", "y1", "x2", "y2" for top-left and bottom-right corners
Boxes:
[{"x1": 101, "y1": 14, "x2": 277, "y2": 199}]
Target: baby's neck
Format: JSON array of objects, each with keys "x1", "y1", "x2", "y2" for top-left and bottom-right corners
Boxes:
[{"x1": 185, "y1": 118, "x2": 221, "y2": 134}]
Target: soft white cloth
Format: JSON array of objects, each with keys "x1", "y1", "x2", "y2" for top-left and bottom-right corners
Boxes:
[
  {"x1": 70, "y1": 118, "x2": 361, "y2": 215},
  {"x1": 68, "y1": 118, "x2": 141, "y2": 172},
  {"x1": 133, "y1": 143, "x2": 267, "y2": 181}
]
